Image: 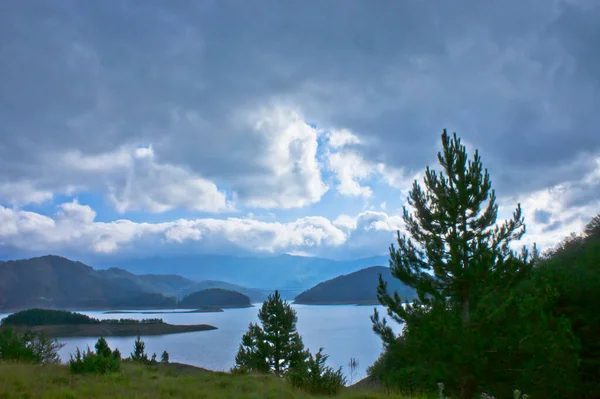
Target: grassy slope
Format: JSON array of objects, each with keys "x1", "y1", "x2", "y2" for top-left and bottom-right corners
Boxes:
[{"x1": 0, "y1": 362, "x2": 424, "y2": 399}]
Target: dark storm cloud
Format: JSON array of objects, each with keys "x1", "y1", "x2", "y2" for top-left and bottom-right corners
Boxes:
[{"x1": 0, "y1": 0, "x2": 598, "y2": 200}]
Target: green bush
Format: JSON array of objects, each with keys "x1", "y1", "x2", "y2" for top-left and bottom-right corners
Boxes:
[
  {"x1": 161, "y1": 350, "x2": 169, "y2": 364},
  {"x1": 0, "y1": 327, "x2": 64, "y2": 364},
  {"x1": 69, "y1": 337, "x2": 121, "y2": 375},
  {"x1": 288, "y1": 348, "x2": 346, "y2": 396},
  {"x1": 130, "y1": 335, "x2": 149, "y2": 363}
]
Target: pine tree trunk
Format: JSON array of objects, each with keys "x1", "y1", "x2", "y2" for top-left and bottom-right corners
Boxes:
[
  {"x1": 459, "y1": 375, "x2": 476, "y2": 399},
  {"x1": 462, "y1": 297, "x2": 470, "y2": 326}
]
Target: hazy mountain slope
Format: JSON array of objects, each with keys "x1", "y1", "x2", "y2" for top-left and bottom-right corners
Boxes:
[
  {"x1": 99, "y1": 254, "x2": 390, "y2": 289},
  {"x1": 178, "y1": 288, "x2": 251, "y2": 309},
  {"x1": 99, "y1": 268, "x2": 270, "y2": 302},
  {"x1": 294, "y1": 266, "x2": 416, "y2": 305},
  {"x1": 0, "y1": 255, "x2": 176, "y2": 311}
]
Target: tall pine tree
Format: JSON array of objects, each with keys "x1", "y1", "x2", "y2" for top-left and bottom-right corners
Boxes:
[
  {"x1": 372, "y1": 130, "x2": 535, "y2": 398},
  {"x1": 234, "y1": 290, "x2": 306, "y2": 376}
]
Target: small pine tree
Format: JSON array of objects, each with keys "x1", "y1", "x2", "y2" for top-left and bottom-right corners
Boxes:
[
  {"x1": 371, "y1": 130, "x2": 536, "y2": 398},
  {"x1": 69, "y1": 339, "x2": 121, "y2": 375},
  {"x1": 234, "y1": 290, "x2": 306, "y2": 376},
  {"x1": 130, "y1": 335, "x2": 148, "y2": 363},
  {"x1": 94, "y1": 336, "x2": 111, "y2": 358},
  {"x1": 288, "y1": 347, "x2": 346, "y2": 395},
  {"x1": 151, "y1": 353, "x2": 157, "y2": 364},
  {"x1": 161, "y1": 350, "x2": 169, "y2": 364}
]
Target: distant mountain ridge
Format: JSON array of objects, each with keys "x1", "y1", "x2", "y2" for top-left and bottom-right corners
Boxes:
[
  {"x1": 294, "y1": 266, "x2": 416, "y2": 305},
  {"x1": 95, "y1": 254, "x2": 390, "y2": 290},
  {"x1": 0, "y1": 255, "x2": 175, "y2": 311},
  {"x1": 0, "y1": 255, "x2": 262, "y2": 311}
]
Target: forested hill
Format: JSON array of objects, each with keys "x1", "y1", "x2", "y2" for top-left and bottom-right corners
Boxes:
[
  {"x1": 178, "y1": 288, "x2": 252, "y2": 309},
  {"x1": 0, "y1": 255, "x2": 177, "y2": 311},
  {"x1": 294, "y1": 266, "x2": 416, "y2": 305},
  {"x1": 0, "y1": 255, "x2": 268, "y2": 311}
]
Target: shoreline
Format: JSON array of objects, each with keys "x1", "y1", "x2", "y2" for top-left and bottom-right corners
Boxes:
[
  {"x1": 1, "y1": 322, "x2": 218, "y2": 338},
  {"x1": 103, "y1": 308, "x2": 225, "y2": 314}
]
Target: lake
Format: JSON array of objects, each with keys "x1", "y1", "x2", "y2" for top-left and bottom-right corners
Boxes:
[{"x1": 0, "y1": 304, "x2": 403, "y2": 383}]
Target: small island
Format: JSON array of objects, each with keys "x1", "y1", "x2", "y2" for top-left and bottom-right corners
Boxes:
[
  {"x1": 178, "y1": 288, "x2": 252, "y2": 309},
  {"x1": 0, "y1": 309, "x2": 217, "y2": 338}
]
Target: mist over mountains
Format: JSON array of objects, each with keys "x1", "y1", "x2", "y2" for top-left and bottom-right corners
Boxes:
[{"x1": 93, "y1": 254, "x2": 389, "y2": 290}]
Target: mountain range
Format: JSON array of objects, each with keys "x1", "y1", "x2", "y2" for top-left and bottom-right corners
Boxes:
[
  {"x1": 0, "y1": 254, "x2": 391, "y2": 311},
  {"x1": 94, "y1": 254, "x2": 389, "y2": 289}
]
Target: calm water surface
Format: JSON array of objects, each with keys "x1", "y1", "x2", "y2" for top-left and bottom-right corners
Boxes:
[{"x1": 0, "y1": 304, "x2": 403, "y2": 382}]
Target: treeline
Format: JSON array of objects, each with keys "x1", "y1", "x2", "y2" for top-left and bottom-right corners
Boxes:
[
  {"x1": 1, "y1": 309, "x2": 164, "y2": 326},
  {"x1": 368, "y1": 131, "x2": 600, "y2": 399}
]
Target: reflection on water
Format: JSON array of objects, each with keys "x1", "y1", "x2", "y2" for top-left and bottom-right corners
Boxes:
[{"x1": 0, "y1": 304, "x2": 403, "y2": 382}]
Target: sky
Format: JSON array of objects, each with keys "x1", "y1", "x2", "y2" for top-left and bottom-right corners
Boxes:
[{"x1": 0, "y1": 0, "x2": 599, "y2": 262}]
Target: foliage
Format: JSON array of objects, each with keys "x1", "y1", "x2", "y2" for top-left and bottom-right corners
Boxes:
[
  {"x1": 1, "y1": 309, "x2": 100, "y2": 326},
  {"x1": 161, "y1": 350, "x2": 170, "y2": 364},
  {"x1": 0, "y1": 309, "x2": 164, "y2": 327},
  {"x1": 233, "y1": 290, "x2": 306, "y2": 376},
  {"x1": 288, "y1": 347, "x2": 346, "y2": 396},
  {"x1": 95, "y1": 336, "x2": 112, "y2": 358},
  {"x1": 372, "y1": 130, "x2": 535, "y2": 398},
  {"x1": 525, "y1": 219, "x2": 600, "y2": 398},
  {"x1": 69, "y1": 337, "x2": 121, "y2": 375},
  {"x1": 130, "y1": 335, "x2": 149, "y2": 363},
  {"x1": 0, "y1": 327, "x2": 64, "y2": 364}
]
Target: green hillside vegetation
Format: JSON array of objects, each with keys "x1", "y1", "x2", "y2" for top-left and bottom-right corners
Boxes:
[
  {"x1": 0, "y1": 362, "x2": 418, "y2": 399},
  {"x1": 294, "y1": 266, "x2": 416, "y2": 305},
  {"x1": 178, "y1": 288, "x2": 252, "y2": 309}
]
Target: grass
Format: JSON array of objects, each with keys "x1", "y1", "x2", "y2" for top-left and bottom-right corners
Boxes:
[{"x1": 0, "y1": 362, "x2": 427, "y2": 399}]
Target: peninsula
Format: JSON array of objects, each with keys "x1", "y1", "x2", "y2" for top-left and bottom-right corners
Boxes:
[{"x1": 0, "y1": 309, "x2": 217, "y2": 338}]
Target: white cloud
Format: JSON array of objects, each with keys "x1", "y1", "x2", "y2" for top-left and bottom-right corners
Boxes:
[
  {"x1": 328, "y1": 151, "x2": 373, "y2": 197},
  {"x1": 499, "y1": 156, "x2": 600, "y2": 251},
  {"x1": 327, "y1": 129, "x2": 361, "y2": 149},
  {"x1": 62, "y1": 146, "x2": 232, "y2": 214},
  {"x1": 324, "y1": 128, "x2": 416, "y2": 198},
  {"x1": 0, "y1": 181, "x2": 53, "y2": 207},
  {"x1": 0, "y1": 0, "x2": 598, "y2": 261},
  {"x1": 0, "y1": 201, "x2": 348, "y2": 256},
  {"x1": 234, "y1": 105, "x2": 329, "y2": 209}
]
